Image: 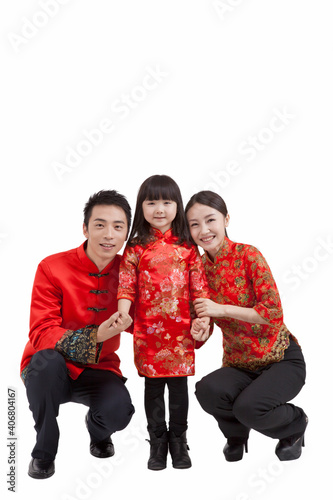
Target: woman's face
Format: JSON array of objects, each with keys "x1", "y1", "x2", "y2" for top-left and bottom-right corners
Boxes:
[{"x1": 186, "y1": 202, "x2": 229, "y2": 258}]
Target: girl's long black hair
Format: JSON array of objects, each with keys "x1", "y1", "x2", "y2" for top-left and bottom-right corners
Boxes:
[{"x1": 128, "y1": 175, "x2": 191, "y2": 246}]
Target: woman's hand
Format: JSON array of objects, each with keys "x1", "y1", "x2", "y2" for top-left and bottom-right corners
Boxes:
[
  {"x1": 97, "y1": 311, "x2": 132, "y2": 343},
  {"x1": 194, "y1": 298, "x2": 225, "y2": 318},
  {"x1": 195, "y1": 298, "x2": 270, "y2": 325}
]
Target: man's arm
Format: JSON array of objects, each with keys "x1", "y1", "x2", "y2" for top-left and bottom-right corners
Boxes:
[
  {"x1": 28, "y1": 261, "x2": 72, "y2": 351},
  {"x1": 29, "y1": 260, "x2": 129, "y2": 365}
]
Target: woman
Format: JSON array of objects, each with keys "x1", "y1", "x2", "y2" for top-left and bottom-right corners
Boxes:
[{"x1": 185, "y1": 191, "x2": 307, "y2": 462}]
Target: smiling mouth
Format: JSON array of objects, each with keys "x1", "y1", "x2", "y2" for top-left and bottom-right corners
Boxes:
[
  {"x1": 100, "y1": 243, "x2": 115, "y2": 248},
  {"x1": 201, "y1": 236, "x2": 215, "y2": 243}
]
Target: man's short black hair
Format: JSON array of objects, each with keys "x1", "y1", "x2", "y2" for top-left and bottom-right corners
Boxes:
[{"x1": 83, "y1": 190, "x2": 132, "y2": 237}]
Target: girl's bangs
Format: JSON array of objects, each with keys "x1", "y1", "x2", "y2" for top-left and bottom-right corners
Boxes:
[{"x1": 143, "y1": 177, "x2": 179, "y2": 202}]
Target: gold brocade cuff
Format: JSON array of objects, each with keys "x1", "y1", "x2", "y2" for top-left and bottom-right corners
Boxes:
[{"x1": 55, "y1": 326, "x2": 100, "y2": 365}]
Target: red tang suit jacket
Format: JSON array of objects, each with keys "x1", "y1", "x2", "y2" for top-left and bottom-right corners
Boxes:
[{"x1": 20, "y1": 242, "x2": 127, "y2": 383}]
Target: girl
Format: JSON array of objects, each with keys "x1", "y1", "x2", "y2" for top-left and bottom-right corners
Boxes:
[
  {"x1": 117, "y1": 175, "x2": 210, "y2": 470},
  {"x1": 186, "y1": 191, "x2": 307, "y2": 462}
]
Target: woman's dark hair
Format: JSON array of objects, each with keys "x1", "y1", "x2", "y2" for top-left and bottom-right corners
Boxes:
[
  {"x1": 83, "y1": 190, "x2": 132, "y2": 237},
  {"x1": 185, "y1": 190, "x2": 229, "y2": 238},
  {"x1": 128, "y1": 175, "x2": 191, "y2": 246}
]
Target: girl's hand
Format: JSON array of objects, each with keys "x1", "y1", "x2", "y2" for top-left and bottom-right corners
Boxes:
[
  {"x1": 194, "y1": 298, "x2": 225, "y2": 318},
  {"x1": 191, "y1": 318, "x2": 210, "y2": 342}
]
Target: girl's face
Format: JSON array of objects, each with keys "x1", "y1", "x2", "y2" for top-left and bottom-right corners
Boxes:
[
  {"x1": 186, "y1": 202, "x2": 229, "y2": 259},
  {"x1": 142, "y1": 198, "x2": 177, "y2": 234}
]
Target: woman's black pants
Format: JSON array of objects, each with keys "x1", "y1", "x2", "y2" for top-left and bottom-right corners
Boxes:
[
  {"x1": 195, "y1": 340, "x2": 306, "y2": 440},
  {"x1": 25, "y1": 350, "x2": 135, "y2": 461}
]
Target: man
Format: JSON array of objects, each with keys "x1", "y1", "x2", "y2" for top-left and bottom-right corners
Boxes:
[{"x1": 20, "y1": 190, "x2": 135, "y2": 479}]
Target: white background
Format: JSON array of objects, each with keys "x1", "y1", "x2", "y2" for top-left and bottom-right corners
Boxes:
[{"x1": 1, "y1": 1, "x2": 332, "y2": 499}]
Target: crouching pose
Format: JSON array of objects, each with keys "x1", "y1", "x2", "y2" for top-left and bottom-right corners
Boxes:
[
  {"x1": 186, "y1": 191, "x2": 307, "y2": 462},
  {"x1": 21, "y1": 190, "x2": 135, "y2": 479}
]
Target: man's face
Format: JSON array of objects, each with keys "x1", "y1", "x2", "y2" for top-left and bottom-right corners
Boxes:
[{"x1": 83, "y1": 204, "x2": 128, "y2": 270}]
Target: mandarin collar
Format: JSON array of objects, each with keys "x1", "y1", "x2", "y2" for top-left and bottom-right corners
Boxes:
[
  {"x1": 150, "y1": 227, "x2": 175, "y2": 241},
  {"x1": 204, "y1": 236, "x2": 232, "y2": 265},
  {"x1": 76, "y1": 241, "x2": 118, "y2": 273}
]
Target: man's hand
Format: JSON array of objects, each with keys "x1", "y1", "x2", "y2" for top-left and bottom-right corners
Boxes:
[{"x1": 97, "y1": 311, "x2": 132, "y2": 343}]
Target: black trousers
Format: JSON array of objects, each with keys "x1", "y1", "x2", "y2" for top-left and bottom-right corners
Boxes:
[
  {"x1": 195, "y1": 340, "x2": 306, "y2": 441},
  {"x1": 25, "y1": 350, "x2": 135, "y2": 461},
  {"x1": 144, "y1": 376, "x2": 188, "y2": 436}
]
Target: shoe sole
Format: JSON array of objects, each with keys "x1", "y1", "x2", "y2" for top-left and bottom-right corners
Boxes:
[
  {"x1": 28, "y1": 470, "x2": 55, "y2": 479},
  {"x1": 90, "y1": 450, "x2": 115, "y2": 458},
  {"x1": 148, "y1": 465, "x2": 167, "y2": 471},
  {"x1": 224, "y1": 456, "x2": 244, "y2": 462},
  {"x1": 276, "y1": 449, "x2": 303, "y2": 461}
]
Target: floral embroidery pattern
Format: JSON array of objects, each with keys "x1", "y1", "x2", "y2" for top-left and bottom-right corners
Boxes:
[
  {"x1": 118, "y1": 228, "x2": 210, "y2": 377},
  {"x1": 147, "y1": 322, "x2": 165, "y2": 335},
  {"x1": 202, "y1": 237, "x2": 298, "y2": 370},
  {"x1": 55, "y1": 326, "x2": 100, "y2": 364}
]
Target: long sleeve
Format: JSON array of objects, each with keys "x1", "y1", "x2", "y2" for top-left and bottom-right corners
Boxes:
[
  {"x1": 29, "y1": 261, "x2": 100, "y2": 364},
  {"x1": 188, "y1": 246, "x2": 211, "y2": 302},
  {"x1": 117, "y1": 245, "x2": 139, "y2": 303},
  {"x1": 188, "y1": 246, "x2": 212, "y2": 349},
  {"x1": 244, "y1": 246, "x2": 283, "y2": 329}
]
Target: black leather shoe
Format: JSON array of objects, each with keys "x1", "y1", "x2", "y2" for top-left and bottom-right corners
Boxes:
[
  {"x1": 223, "y1": 438, "x2": 248, "y2": 462},
  {"x1": 275, "y1": 415, "x2": 308, "y2": 461},
  {"x1": 28, "y1": 458, "x2": 55, "y2": 479},
  {"x1": 168, "y1": 431, "x2": 192, "y2": 469},
  {"x1": 90, "y1": 438, "x2": 115, "y2": 458},
  {"x1": 147, "y1": 431, "x2": 168, "y2": 470}
]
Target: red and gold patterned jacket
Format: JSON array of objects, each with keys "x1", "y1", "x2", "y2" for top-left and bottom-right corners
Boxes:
[
  {"x1": 20, "y1": 242, "x2": 126, "y2": 383},
  {"x1": 117, "y1": 228, "x2": 210, "y2": 378},
  {"x1": 202, "y1": 237, "x2": 298, "y2": 370}
]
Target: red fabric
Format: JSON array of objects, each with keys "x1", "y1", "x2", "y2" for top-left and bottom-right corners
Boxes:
[
  {"x1": 117, "y1": 228, "x2": 210, "y2": 377},
  {"x1": 21, "y1": 242, "x2": 124, "y2": 379},
  {"x1": 203, "y1": 237, "x2": 296, "y2": 370}
]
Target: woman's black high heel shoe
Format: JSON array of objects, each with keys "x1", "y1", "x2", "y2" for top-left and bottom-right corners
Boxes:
[
  {"x1": 275, "y1": 433, "x2": 305, "y2": 461},
  {"x1": 223, "y1": 438, "x2": 248, "y2": 462},
  {"x1": 275, "y1": 415, "x2": 308, "y2": 461}
]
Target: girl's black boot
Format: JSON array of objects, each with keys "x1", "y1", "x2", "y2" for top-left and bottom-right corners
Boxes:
[
  {"x1": 168, "y1": 431, "x2": 192, "y2": 469},
  {"x1": 147, "y1": 431, "x2": 168, "y2": 470}
]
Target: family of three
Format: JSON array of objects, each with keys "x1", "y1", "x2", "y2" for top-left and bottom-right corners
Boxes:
[{"x1": 20, "y1": 175, "x2": 307, "y2": 479}]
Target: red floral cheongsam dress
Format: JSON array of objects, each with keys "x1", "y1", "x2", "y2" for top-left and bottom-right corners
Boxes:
[{"x1": 117, "y1": 228, "x2": 210, "y2": 378}]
